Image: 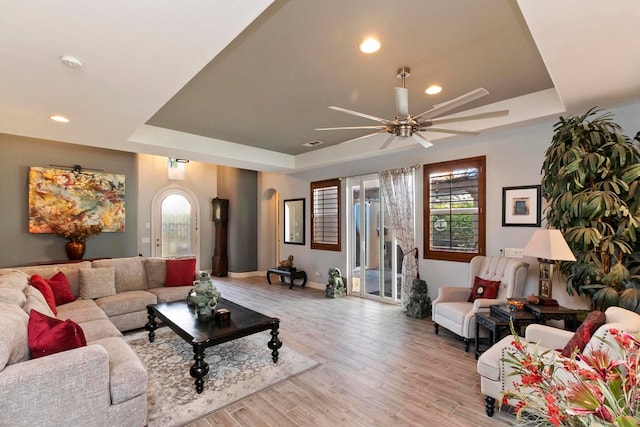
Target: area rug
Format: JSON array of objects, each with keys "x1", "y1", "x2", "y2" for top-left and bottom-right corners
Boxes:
[{"x1": 125, "y1": 328, "x2": 320, "y2": 427}]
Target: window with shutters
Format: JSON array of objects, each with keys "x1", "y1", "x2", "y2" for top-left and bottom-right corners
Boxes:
[
  {"x1": 423, "y1": 156, "x2": 485, "y2": 262},
  {"x1": 311, "y1": 178, "x2": 341, "y2": 251}
]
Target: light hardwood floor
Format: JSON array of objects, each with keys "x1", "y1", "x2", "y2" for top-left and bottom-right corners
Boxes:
[{"x1": 186, "y1": 277, "x2": 514, "y2": 427}]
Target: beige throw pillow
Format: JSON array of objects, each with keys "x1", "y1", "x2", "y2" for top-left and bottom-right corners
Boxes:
[
  {"x1": 23, "y1": 286, "x2": 55, "y2": 318},
  {"x1": 79, "y1": 268, "x2": 116, "y2": 300},
  {"x1": 144, "y1": 258, "x2": 166, "y2": 289},
  {"x1": 0, "y1": 302, "x2": 30, "y2": 370},
  {"x1": 92, "y1": 257, "x2": 147, "y2": 293}
]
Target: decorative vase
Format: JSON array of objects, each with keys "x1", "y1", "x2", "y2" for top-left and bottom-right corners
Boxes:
[
  {"x1": 65, "y1": 241, "x2": 86, "y2": 261},
  {"x1": 188, "y1": 272, "x2": 221, "y2": 318}
]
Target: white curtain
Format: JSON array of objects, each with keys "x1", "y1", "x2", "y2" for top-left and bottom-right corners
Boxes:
[{"x1": 379, "y1": 166, "x2": 417, "y2": 309}]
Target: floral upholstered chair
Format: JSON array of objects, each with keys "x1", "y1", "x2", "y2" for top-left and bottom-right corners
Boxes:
[
  {"x1": 431, "y1": 255, "x2": 529, "y2": 352},
  {"x1": 476, "y1": 306, "x2": 640, "y2": 418}
]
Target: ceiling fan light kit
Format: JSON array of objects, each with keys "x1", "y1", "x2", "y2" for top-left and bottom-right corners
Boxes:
[{"x1": 316, "y1": 66, "x2": 508, "y2": 149}]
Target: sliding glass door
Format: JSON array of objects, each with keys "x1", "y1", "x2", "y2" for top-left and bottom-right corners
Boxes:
[{"x1": 347, "y1": 175, "x2": 401, "y2": 303}]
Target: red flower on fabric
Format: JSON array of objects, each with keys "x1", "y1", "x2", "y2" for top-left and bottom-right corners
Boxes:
[
  {"x1": 545, "y1": 392, "x2": 563, "y2": 426},
  {"x1": 501, "y1": 326, "x2": 640, "y2": 425}
]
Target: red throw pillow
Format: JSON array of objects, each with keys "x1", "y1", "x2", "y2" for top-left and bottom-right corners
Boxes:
[
  {"x1": 467, "y1": 276, "x2": 501, "y2": 302},
  {"x1": 560, "y1": 310, "x2": 606, "y2": 357},
  {"x1": 165, "y1": 258, "x2": 197, "y2": 287},
  {"x1": 47, "y1": 272, "x2": 76, "y2": 306},
  {"x1": 29, "y1": 275, "x2": 57, "y2": 315},
  {"x1": 28, "y1": 310, "x2": 87, "y2": 359}
]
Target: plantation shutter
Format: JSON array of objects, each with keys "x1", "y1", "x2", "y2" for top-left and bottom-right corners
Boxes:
[
  {"x1": 423, "y1": 156, "x2": 485, "y2": 262},
  {"x1": 311, "y1": 178, "x2": 341, "y2": 251}
]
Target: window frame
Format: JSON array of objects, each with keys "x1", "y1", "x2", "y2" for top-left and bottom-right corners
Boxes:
[
  {"x1": 310, "y1": 178, "x2": 341, "y2": 251},
  {"x1": 423, "y1": 156, "x2": 486, "y2": 262}
]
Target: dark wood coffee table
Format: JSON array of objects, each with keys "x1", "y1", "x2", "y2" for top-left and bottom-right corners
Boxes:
[{"x1": 145, "y1": 298, "x2": 282, "y2": 394}]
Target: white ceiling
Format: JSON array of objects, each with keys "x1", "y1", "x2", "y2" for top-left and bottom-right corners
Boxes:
[{"x1": 1, "y1": 0, "x2": 639, "y2": 174}]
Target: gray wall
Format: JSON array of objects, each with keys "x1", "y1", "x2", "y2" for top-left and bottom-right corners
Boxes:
[
  {"x1": 0, "y1": 133, "x2": 138, "y2": 267},
  {"x1": 257, "y1": 101, "x2": 640, "y2": 309},
  {"x1": 217, "y1": 166, "x2": 258, "y2": 272}
]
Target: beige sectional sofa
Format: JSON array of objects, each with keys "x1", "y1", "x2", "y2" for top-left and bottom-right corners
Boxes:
[{"x1": 0, "y1": 256, "x2": 196, "y2": 427}]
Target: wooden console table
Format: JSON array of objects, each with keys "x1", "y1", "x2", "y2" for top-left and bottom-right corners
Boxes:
[
  {"x1": 266, "y1": 268, "x2": 307, "y2": 289},
  {"x1": 27, "y1": 257, "x2": 111, "y2": 266}
]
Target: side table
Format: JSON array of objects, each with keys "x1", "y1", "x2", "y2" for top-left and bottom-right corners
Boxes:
[
  {"x1": 490, "y1": 304, "x2": 538, "y2": 333},
  {"x1": 474, "y1": 305, "x2": 537, "y2": 358},
  {"x1": 525, "y1": 304, "x2": 586, "y2": 331},
  {"x1": 266, "y1": 268, "x2": 307, "y2": 289},
  {"x1": 474, "y1": 312, "x2": 510, "y2": 359}
]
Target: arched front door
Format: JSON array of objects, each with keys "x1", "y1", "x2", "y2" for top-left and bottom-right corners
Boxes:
[{"x1": 151, "y1": 186, "x2": 200, "y2": 261}]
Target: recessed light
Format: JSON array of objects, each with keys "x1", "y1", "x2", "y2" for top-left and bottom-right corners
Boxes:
[
  {"x1": 50, "y1": 115, "x2": 70, "y2": 123},
  {"x1": 303, "y1": 140, "x2": 324, "y2": 147},
  {"x1": 425, "y1": 85, "x2": 442, "y2": 95},
  {"x1": 60, "y1": 55, "x2": 83, "y2": 69},
  {"x1": 359, "y1": 38, "x2": 381, "y2": 54}
]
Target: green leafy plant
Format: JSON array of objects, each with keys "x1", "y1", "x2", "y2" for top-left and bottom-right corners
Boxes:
[{"x1": 541, "y1": 109, "x2": 640, "y2": 312}]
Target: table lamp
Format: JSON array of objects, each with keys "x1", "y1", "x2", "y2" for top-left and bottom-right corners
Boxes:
[{"x1": 522, "y1": 229, "x2": 576, "y2": 306}]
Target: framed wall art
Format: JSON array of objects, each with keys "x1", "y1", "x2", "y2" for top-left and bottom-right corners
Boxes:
[
  {"x1": 28, "y1": 166, "x2": 126, "y2": 233},
  {"x1": 502, "y1": 185, "x2": 541, "y2": 227}
]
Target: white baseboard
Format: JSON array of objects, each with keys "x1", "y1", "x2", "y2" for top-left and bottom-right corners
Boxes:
[
  {"x1": 304, "y1": 281, "x2": 325, "y2": 291},
  {"x1": 227, "y1": 270, "x2": 326, "y2": 291},
  {"x1": 227, "y1": 271, "x2": 262, "y2": 279}
]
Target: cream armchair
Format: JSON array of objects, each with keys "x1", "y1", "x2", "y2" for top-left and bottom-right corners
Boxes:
[
  {"x1": 432, "y1": 255, "x2": 529, "y2": 352},
  {"x1": 477, "y1": 306, "x2": 640, "y2": 417}
]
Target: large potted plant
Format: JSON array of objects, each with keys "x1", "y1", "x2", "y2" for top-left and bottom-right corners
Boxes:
[{"x1": 541, "y1": 108, "x2": 640, "y2": 313}]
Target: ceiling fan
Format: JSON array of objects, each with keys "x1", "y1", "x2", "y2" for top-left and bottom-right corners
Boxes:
[{"x1": 316, "y1": 67, "x2": 508, "y2": 149}]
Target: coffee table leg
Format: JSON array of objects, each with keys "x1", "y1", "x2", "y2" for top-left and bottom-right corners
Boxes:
[
  {"x1": 190, "y1": 342, "x2": 209, "y2": 394},
  {"x1": 145, "y1": 307, "x2": 158, "y2": 342},
  {"x1": 267, "y1": 320, "x2": 282, "y2": 363}
]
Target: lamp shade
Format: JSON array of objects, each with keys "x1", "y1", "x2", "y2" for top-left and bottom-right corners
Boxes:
[{"x1": 522, "y1": 229, "x2": 576, "y2": 261}]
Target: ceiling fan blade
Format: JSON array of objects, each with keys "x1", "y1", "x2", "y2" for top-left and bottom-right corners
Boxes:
[
  {"x1": 329, "y1": 106, "x2": 391, "y2": 124},
  {"x1": 412, "y1": 132, "x2": 433, "y2": 149},
  {"x1": 394, "y1": 87, "x2": 409, "y2": 118},
  {"x1": 414, "y1": 88, "x2": 489, "y2": 121},
  {"x1": 429, "y1": 110, "x2": 509, "y2": 125},
  {"x1": 316, "y1": 125, "x2": 386, "y2": 131},
  {"x1": 339, "y1": 130, "x2": 387, "y2": 144},
  {"x1": 423, "y1": 127, "x2": 479, "y2": 135},
  {"x1": 379, "y1": 134, "x2": 396, "y2": 150}
]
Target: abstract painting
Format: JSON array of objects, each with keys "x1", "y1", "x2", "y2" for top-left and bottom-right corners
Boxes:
[{"x1": 28, "y1": 167, "x2": 125, "y2": 233}]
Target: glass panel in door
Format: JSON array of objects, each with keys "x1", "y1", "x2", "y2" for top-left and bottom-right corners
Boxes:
[
  {"x1": 350, "y1": 182, "x2": 362, "y2": 294},
  {"x1": 363, "y1": 178, "x2": 383, "y2": 297},
  {"x1": 161, "y1": 194, "x2": 192, "y2": 257}
]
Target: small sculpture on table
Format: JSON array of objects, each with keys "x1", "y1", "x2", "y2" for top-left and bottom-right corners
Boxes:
[
  {"x1": 188, "y1": 272, "x2": 221, "y2": 318},
  {"x1": 325, "y1": 267, "x2": 346, "y2": 298},
  {"x1": 279, "y1": 255, "x2": 295, "y2": 271},
  {"x1": 526, "y1": 293, "x2": 540, "y2": 305}
]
